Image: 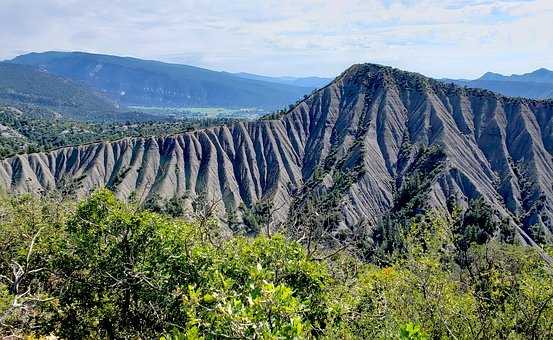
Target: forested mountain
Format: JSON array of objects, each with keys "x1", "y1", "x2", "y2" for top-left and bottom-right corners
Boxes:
[
  {"x1": 443, "y1": 68, "x2": 553, "y2": 99},
  {"x1": 0, "y1": 62, "x2": 118, "y2": 120},
  {"x1": 1, "y1": 63, "x2": 551, "y2": 242},
  {"x1": 10, "y1": 52, "x2": 314, "y2": 110}
]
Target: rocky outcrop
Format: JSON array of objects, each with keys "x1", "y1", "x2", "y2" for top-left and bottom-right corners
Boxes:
[{"x1": 1, "y1": 64, "x2": 552, "y2": 235}]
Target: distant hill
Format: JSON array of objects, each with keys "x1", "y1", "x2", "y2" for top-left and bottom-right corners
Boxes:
[
  {"x1": 442, "y1": 68, "x2": 553, "y2": 99},
  {"x1": 232, "y1": 72, "x2": 332, "y2": 88},
  {"x1": 10, "y1": 52, "x2": 316, "y2": 110},
  {"x1": 0, "y1": 62, "x2": 119, "y2": 120},
  {"x1": 479, "y1": 68, "x2": 553, "y2": 83}
]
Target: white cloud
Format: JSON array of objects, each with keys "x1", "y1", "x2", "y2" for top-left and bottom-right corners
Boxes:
[{"x1": 0, "y1": 0, "x2": 552, "y2": 78}]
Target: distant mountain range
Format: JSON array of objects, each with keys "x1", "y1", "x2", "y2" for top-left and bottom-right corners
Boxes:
[
  {"x1": 9, "y1": 52, "x2": 322, "y2": 111},
  {"x1": 4, "y1": 50, "x2": 552, "y2": 121},
  {"x1": 0, "y1": 62, "x2": 119, "y2": 120},
  {"x1": 442, "y1": 68, "x2": 553, "y2": 99}
]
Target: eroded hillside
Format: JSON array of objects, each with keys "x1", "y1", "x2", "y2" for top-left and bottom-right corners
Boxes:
[{"x1": 1, "y1": 64, "x2": 552, "y2": 236}]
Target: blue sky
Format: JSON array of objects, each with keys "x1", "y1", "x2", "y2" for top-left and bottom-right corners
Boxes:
[{"x1": 1, "y1": 0, "x2": 552, "y2": 79}]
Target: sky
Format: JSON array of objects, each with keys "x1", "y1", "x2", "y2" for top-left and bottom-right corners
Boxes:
[{"x1": 1, "y1": 0, "x2": 552, "y2": 79}]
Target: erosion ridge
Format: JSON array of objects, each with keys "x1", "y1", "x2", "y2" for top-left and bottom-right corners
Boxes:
[{"x1": 1, "y1": 63, "x2": 552, "y2": 235}]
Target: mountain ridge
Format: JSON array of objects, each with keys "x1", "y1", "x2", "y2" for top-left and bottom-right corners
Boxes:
[
  {"x1": 10, "y1": 51, "x2": 315, "y2": 110},
  {"x1": 443, "y1": 67, "x2": 553, "y2": 99},
  {"x1": 1, "y1": 63, "x2": 552, "y2": 239},
  {"x1": 0, "y1": 62, "x2": 119, "y2": 120},
  {"x1": 479, "y1": 68, "x2": 553, "y2": 83}
]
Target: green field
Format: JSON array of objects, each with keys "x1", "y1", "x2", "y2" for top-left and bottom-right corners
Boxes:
[{"x1": 127, "y1": 106, "x2": 264, "y2": 119}]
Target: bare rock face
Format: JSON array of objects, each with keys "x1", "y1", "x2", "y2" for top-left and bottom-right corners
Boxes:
[{"x1": 1, "y1": 64, "x2": 552, "y2": 235}]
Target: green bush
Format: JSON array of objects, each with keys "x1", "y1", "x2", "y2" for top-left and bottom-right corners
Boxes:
[
  {"x1": 0, "y1": 190, "x2": 552, "y2": 339},
  {"x1": 182, "y1": 235, "x2": 330, "y2": 338}
]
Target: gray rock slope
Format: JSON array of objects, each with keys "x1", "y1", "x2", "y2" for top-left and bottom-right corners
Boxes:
[{"x1": 1, "y1": 64, "x2": 552, "y2": 234}]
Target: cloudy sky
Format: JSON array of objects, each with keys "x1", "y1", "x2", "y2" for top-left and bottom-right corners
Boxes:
[{"x1": 1, "y1": 0, "x2": 552, "y2": 79}]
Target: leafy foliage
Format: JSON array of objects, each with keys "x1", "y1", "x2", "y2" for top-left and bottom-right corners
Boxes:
[
  {"x1": 0, "y1": 190, "x2": 552, "y2": 339},
  {"x1": 399, "y1": 323, "x2": 429, "y2": 340},
  {"x1": 50, "y1": 190, "x2": 194, "y2": 338},
  {"x1": 331, "y1": 214, "x2": 553, "y2": 339},
  {"x1": 181, "y1": 235, "x2": 330, "y2": 338}
]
